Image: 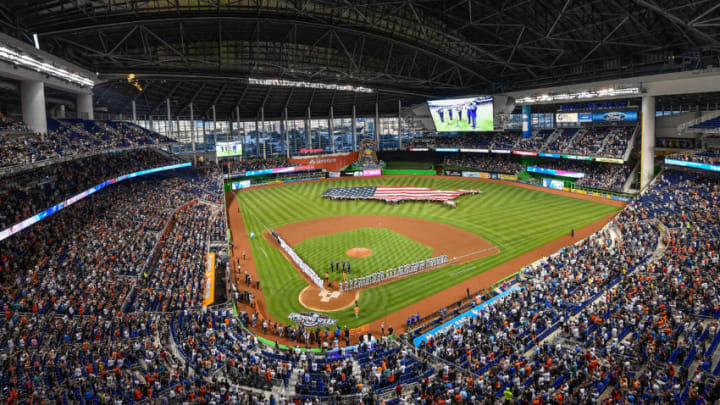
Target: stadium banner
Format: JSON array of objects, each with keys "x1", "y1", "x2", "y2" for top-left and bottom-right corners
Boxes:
[
  {"x1": 329, "y1": 171, "x2": 341, "y2": 178},
  {"x1": 216, "y1": 141, "x2": 243, "y2": 157},
  {"x1": 563, "y1": 154, "x2": 593, "y2": 161},
  {"x1": 289, "y1": 152, "x2": 358, "y2": 172},
  {"x1": 231, "y1": 180, "x2": 252, "y2": 190},
  {"x1": 665, "y1": 158, "x2": 720, "y2": 172},
  {"x1": 0, "y1": 162, "x2": 192, "y2": 243},
  {"x1": 513, "y1": 150, "x2": 538, "y2": 156},
  {"x1": 413, "y1": 285, "x2": 520, "y2": 346},
  {"x1": 592, "y1": 111, "x2": 638, "y2": 122},
  {"x1": 522, "y1": 105, "x2": 532, "y2": 138},
  {"x1": 444, "y1": 170, "x2": 462, "y2": 176},
  {"x1": 459, "y1": 148, "x2": 489, "y2": 153},
  {"x1": 556, "y1": 112, "x2": 578, "y2": 123},
  {"x1": 435, "y1": 148, "x2": 460, "y2": 152},
  {"x1": 461, "y1": 171, "x2": 490, "y2": 178},
  {"x1": 595, "y1": 157, "x2": 625, "y2": 164},
  {"x1": 489, "y1": 173, "x2": 499, "y2": 179},
  {"x1": 203, "y1": 253, "x2": 216, "y2": 307},
  {"x1": 527, "y1": 166, "x2": 585, "y2": 178},
  {"x1": 408, "y1": 148, "x2": 429, "y2": 152},
  {"x1": 542, "y1": 178, "x2": 564, "y2": 190},
  {"x1": 578, "y1": 113, "x2": 593, "y2": 122},
  {"x1": 490, "y1": 149, "x2": 511, "y2": 154},
  {"x1": 361, "y1": 169, "x2": 382, "y2": 177},
  {"x1": 539, "y1": 152, "x2": 561, "y2": 158},
  {"x1": 498, "y1": 174, "x2": 518, "y2": 181},
  {"x1": 299, "y1": 148, "x2": 324, "y2": 154}
]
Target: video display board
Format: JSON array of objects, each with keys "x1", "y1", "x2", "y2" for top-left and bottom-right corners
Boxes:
[{"x1": 427, "y1": 96, "x2": 493, "y2": 132}]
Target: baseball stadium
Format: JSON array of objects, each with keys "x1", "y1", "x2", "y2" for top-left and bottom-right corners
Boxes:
[{"x1": 2, "y1": 1, "x2": 720, "y2": 404}]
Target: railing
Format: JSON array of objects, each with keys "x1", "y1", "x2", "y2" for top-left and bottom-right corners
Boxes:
[{"x1": 677, "y1": 110, "x2": 720, "y2": 132}]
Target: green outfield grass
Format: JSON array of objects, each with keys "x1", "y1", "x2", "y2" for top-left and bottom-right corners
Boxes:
[
  {"x1": 234, "y1": 176, "x2": 620, "y2": 328},
  {"x1": 293, "y1": 228, "x2": 434, "y2": 281}
]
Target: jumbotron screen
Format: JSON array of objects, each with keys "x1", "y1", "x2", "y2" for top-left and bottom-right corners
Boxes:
[
  {"x1": 216, "y1": 141, "x2": 243, "y2": 157},
  {"x1": 427, "y1": 96, "x2": 493, "y2": 132}
]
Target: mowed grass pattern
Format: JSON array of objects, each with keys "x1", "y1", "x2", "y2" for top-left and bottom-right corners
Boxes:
[
  {"x1": 293, "y1": 228, "x2": 434, "y2": 281},
  {"x1": 235, "y1": 177, "x2": 620, "y2": 328}
]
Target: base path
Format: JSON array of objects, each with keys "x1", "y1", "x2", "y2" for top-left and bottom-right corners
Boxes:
[{"x1": 274, "y1": 215, "x2": 499, "y2": 265}]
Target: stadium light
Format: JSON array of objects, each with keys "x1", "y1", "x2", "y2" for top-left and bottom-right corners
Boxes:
[
  {"x1": 248, "y1": 77, "x2": 373, "y2": 93},
  {"x1": 0, "y1": 44, "x2": 94, "y2": 87},
  {"x1": 516, "y1": 87, "x2": 640, "y2": 104}
]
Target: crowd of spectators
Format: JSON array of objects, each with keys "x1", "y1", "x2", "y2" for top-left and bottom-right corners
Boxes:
[
  {"x1": 410, "y1": 168, "x2": 720, "y2": 403},
  {"x1": 668, "y1": 151, "x2": 720, "y2": 166},
  {"x1": 225, "y1": 157, "x2": 297, "y2": 174},
  {"x1": 0, "y1": 149, "x2": 181, "y2": 230},
  {"x1": 444, "y1": 154, "x2": 524, "y2": 175},
  {"x1": 0, "y1": 117, "x2": 172, "y2": 168},
  {"x1": 563, "y1": 126, "x2": 634, "y2": 158},
  {"x1": 530, "y1": 159, "x2": 633, "y2": 192}
]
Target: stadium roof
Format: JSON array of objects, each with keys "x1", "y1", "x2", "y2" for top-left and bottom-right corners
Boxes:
[{"x1": 2, "y1": 0, "x2": 720, "y2": 119}]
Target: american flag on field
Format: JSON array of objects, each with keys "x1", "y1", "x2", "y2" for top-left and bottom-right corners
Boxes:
[{"x1": 322, "y1": 186, "x2": 481, "y2": 205}]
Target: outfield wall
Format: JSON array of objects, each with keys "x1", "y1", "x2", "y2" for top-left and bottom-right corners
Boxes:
[{"x1": 381, "y1": 168, "x2": 436, "y2": 175}]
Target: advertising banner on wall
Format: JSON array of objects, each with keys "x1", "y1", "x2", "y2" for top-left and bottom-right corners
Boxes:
[
  {"x1": 290, "y1": 152, "x2": 358, "y2": 171},
  {"x1": 592, "y1": 111, "x2": 638, "y2": 122},
  {"x1": 203, "y1": 253, "x2": 216, "y2": 307},
  {"x1": 231, "y1": 180, "x2": 252, "y2": 190},
  {"x1": 542, "y1": 178, "x2": 565, "y2": 190},
  {"x1": 498, "y1": 174, "x2": 518, "y2": 181},
  {"x1": 461, "y1": 171, "x2": 490, "y2": 178}
]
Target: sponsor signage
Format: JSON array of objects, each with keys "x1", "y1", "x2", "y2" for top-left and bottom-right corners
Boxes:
[
  {"x1": 461, "y1": 171, "x2": 490, "y2": 178},
  {"x1": 231, "y1": 180, "x2": 252, "y2": 190},
  {"x1": 491, "y1": 149, "x2": 511, "y2": 154},
  {"x1": 409, "y1": 148, "x2": 429, "y2": 152},
  {"x1": 300, "y1": 148, "x2": 324, "y2": 153},
  {"x1": 289, "y1": 312, "x2": 336, "y2": 327},
  {"x1": 329, "y1": 171, "x2": 341, "y2": 178},
  {"x1": 543, "y1": 178, "x2": 565, "y2": 190},
  {"x1": 528, "y1": 166, "x2": 585, "y2": 178},
  {"x1": 361, "y1": 169, "x2": 382, "y2": 177},
  {"x1": 592, "y1": 111, "x2": 638, "y2": 122},
  {"x1": 594, "y1": 157, "x2": 625, "y2": 164},
  {"x1": 665, "y1": 158, "x2": 720, "y2": 172},
  {"x1": 459, "y1": 148, "x2": 489, "y2": 153},
  {"x1": 512, "y1": 151, "x2": 538, "y2": 156},
  {"x1": 556, "y1": 112, "x2": 578, "y2": 123},
  {"x1": 578, "y1": 113, "x2": 593, "y2": 122},
  {"x1": 203, "y1": 253, "x2": 216, "y2": 307},
  {"x1": 539, "y1": 152, "x2": 561, "y2": 158},
  {"x1": 563, "y1": 154, "x2": 593, "y2": 161},
  {"x1": 498, "y1": 174, "x2": 518, "y2": 181},
  {"x1": 435, "y1": 148, "x2": 460, "y2": 152}
]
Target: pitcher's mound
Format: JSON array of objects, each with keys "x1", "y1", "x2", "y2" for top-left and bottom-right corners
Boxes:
[{"x1": 346, "y1": 248, "x2": 372, "y2": 258}]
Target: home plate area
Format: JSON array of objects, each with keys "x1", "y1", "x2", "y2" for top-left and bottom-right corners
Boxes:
[{"x1": 318, "y1": 289, "x2": 340, "y2": 302}]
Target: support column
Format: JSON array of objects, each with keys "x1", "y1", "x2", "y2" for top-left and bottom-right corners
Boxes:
[
  {"x1": 260, "y1": 106, "x2": 266, "y2": 159},
  {"x1": 398, "y1": 99, "x2": 402, "y2": 149},
  {"x1": 284, "y1": 107, "x2": 290, "y2": 158},
  {"x1": 58, "y1": 104, "x2": 66, "y2": 119},
  {"x1": 235, "y1": 106, "x2": 242, "y2": 159},
  {"x1": 190, "y1": 102, "x2": 196, "y2": 165},
  {"x1": 132, "y1": 100, "x2": 137, "y2": 123},
  {"x1": 212, "y1": 105, "x2": 218, "y2": 164},
  {"x1": 352, "y1": 105, "x2": 357, "y2": 151},
  {"x1": 374, "y1": 101, "x2": 380, "y2": 149},
  {"x1": 77, "y1": 93, "x2": 94, "y2": 120},
  {"x1": 166, "y1": 98, "x2": 172, "y2": 139},
  {"x1": 641, "y1": 96, "x2": 656, "y2": 190},
  {"x1": 305, "y1": 107, "x2": 312, "y2": 150},
  {"x1": 329, "y1": 106, "x2": 335, "y2": 152},
  {"x1": 21, "y1": 80, "x2": 47, "y2": 134},
  {"x1": 202, "y1": 119, "x2": 206, "y2": 152}
]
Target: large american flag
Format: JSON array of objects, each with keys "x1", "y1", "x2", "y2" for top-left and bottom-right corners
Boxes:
[{"x1": 322, "y1": 186, "x2": 480, "y2": 203}]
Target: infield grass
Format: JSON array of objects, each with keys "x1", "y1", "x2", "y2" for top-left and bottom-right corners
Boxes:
[
  {"x1": 234, "y1": 176, "x2": 620, "y2": 328},
  {"x1": 293, "y1": 228, "x2": 434, "y2": 281}
]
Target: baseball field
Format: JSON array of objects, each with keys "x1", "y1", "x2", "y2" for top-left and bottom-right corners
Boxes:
[{"x1": 229, "y1": 176, "x2": 622, "y2": 330}]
